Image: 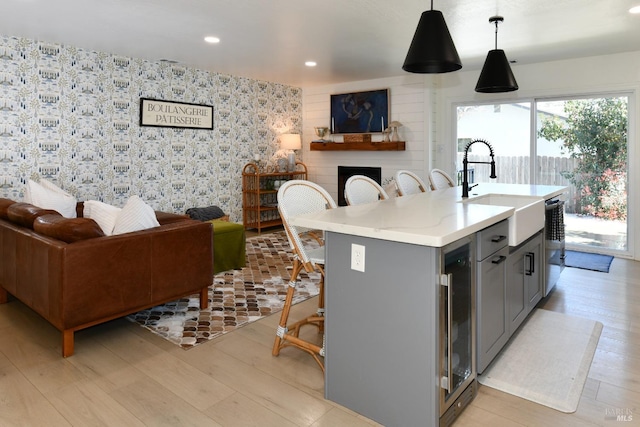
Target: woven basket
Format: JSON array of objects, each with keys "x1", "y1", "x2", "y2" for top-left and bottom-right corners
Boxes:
[{"x1": 344, "y1": 134, "x2": 372, "y2": 143}]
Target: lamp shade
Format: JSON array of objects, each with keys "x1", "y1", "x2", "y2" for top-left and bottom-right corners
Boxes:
[
  {"x1": 402, "y1": 9, "x2": 462, "y2": 74},
  {"x1": 280, "y1": 134, "x2": 301, "y2": 150},
  {"x1": 474, "y1": 49, "x2": 519, "y2": 93}
]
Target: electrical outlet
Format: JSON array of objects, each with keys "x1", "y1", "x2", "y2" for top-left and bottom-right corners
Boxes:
[{"x1": 351, "y1": 243, "x2": 365, "y2": 272}]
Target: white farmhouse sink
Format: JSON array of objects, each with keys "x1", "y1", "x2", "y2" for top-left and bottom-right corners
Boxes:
[{"x1": 464, "y1": 194, "x2": 545, "y2": 246}]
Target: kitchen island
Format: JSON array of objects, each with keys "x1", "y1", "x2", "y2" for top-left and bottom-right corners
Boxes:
[{"x1": 290, "y1": 183, "x2": 566, "y2": 427}]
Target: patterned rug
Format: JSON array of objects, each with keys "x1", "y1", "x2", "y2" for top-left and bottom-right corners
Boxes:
[{"x1": 127, "y1": 230, "x2": 321, "y2": 349}]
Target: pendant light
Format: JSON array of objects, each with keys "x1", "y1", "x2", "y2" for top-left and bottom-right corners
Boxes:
[
  {"x1": 402, "y1": 0, "x2": 462, "y2": 74},
  {"x1": 475, "y1": 16, "x2": 518, "y2": 93}
]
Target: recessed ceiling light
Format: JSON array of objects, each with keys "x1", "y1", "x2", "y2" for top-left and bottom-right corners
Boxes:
[
  {"x1": 305, "y1": 61, "x2": 317, "y2": 67},
  {"x1": 204, "y1": 36, "x2": 220, "y2": 44},
  {"x1": 630, "y1": 5, "x2": 640, "y2": 13}
]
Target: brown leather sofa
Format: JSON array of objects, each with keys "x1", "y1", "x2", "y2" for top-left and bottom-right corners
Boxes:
[{"x1": 0, "y1": 198, "x2": 213, "y2": 357}]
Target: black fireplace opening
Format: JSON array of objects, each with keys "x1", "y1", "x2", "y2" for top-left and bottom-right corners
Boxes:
[{"x1": 338, "y1": 166, "x2": 382, "y2": 206}]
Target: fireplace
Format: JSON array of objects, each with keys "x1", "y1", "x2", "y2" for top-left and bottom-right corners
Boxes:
[{"x1": 337, "y1": 166, "x2": 382, "y2": 206}]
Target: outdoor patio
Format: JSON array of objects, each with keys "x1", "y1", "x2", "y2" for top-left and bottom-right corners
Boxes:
[{"x1": 564, "y1": 213, "x2": 627, "y2": 253}]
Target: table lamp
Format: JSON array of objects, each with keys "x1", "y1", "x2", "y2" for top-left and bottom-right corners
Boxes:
[{"x1": 280, "y1": 133, "x2": 302, "y2": 172}]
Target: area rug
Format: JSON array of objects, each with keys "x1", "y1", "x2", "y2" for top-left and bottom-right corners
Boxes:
[
  {"x1": 565, "y1": 250, "x2": 614, "y2": 273},
  {"x1": 127, "y1": 230, "x2": 321, "y2": 349},
  {"x1": 478, "y1": 309, "x2": 602, "y2": 413}
]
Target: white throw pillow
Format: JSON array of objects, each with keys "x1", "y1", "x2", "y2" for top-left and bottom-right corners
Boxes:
[
  {"x1": 40, "y1": 178, "x2": 70, "y2": 195},
  {"x1": 83, "y1": 200, "x2": 122, "y2": 236},
  {"x1": 112, "y1": 195, "x2": 160, "y2": 235},
  {"x1": 24, "y1": 179, "x2": 78, "y2": 218}
]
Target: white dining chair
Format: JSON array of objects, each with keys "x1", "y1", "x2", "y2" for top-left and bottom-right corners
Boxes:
[
  {"x1": 429, "y1": 168, "x2": 456, "y2": 190},
  {"x1": 273, "y1": 180, "x2": 336, "y2": 372},
  {"x1": 394, "y1": 170, "x2": 428, "y2": 196},
  {"x1": 344, "y1": 175, "x2": 389, "y2": 206}
]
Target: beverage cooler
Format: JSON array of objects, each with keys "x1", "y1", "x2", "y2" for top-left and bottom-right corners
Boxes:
[{"x1": 439, "y1": 236, "x2": 478, "y2": 426}]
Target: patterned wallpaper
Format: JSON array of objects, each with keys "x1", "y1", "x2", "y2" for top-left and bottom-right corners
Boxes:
[{"x1": 0, "y1": 35, "x2": 302, "y2": 220}]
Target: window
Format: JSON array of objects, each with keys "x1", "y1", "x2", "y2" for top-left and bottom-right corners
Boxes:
[
  {"x1": 457, "y1": 102, "x2": 531, "y2": 184},
  {"x1": 456, "y1": 95, "x2": 629, "y2": 253}
]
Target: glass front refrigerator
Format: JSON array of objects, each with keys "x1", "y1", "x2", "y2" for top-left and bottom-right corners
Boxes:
[{"x1": 439, "y1": 236, "x2": 477, "y2": 426}]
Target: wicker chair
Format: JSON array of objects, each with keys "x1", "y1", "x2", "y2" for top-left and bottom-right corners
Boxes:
[
  {"x1": 429, "y1": 168, "x2": 455, "y2": 190},
  {"x1": 394, "y1": 170, "x2": 428, "y2": 196},
  {"x1": 273, "y1": 180, "x2": 336, "y2": 372},
  {"x1": 344, "y1": 175, "x2": 389, "y2": 206}
]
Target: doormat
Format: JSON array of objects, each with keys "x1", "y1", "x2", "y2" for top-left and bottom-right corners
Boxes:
[
  {"x1": 565, "y1": 250, "x2": 614, "y2": 273},
  {"x1": 478, "y1": 309, "x2": 603, "y2": 413}
]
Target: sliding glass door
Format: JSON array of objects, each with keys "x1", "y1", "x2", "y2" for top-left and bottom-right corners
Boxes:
[
  {"x1": 457, "y1": 103, "x2": 531, "y2": 185},
  {"x1": 536, "y1": 96, "x2": 628, "y2": 252},
  {"x1": 456, "y1": 94, "x2": 629, "y2": 254}
]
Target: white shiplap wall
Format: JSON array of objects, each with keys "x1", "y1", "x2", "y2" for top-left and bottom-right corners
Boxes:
[{"x1": 302, "y1": 74, "x2": 431, "y2": 202}]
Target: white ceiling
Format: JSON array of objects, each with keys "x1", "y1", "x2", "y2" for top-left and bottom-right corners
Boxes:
[{"x1": 3, "y1": 0, "x2": 640, "y2": 87}]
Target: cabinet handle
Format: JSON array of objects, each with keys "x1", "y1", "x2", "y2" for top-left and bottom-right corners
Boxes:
[
  {"x1": 491, "y1": 235, "x2": 507, "y2": 243},
  {"x1": 525, "y1": 252, "x2": 535, "y2": 275},
  {"x1": 491, "y1": 255, "x2": 507, "y2": 264},
  {"x1": 440, "y1": 273, "x2": 453, "y2": 392}
]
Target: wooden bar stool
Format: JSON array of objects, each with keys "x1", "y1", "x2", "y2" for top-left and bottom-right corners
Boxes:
[{"x1": 272, "y1": 180, "x2": 336, "y2": 372}]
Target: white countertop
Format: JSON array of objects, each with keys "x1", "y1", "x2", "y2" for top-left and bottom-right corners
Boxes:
[{"x1": 290, "y1": 183, "x2": 567, "y2": 247}]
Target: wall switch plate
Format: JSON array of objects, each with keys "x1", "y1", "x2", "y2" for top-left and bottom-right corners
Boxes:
[{"x1": 351, "y1": 243, "x2": 365, "y2": 272}]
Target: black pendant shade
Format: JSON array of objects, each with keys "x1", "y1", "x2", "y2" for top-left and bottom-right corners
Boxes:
[
  {"x1": 402, "y1": 9, "x2": 462, "y2": 74},
  {"x1": 475, "y1": 16, "x2": 518, "y2": 93},
  {"x1": 475, "y1": 49, "x2": 518, "y2": 92}
]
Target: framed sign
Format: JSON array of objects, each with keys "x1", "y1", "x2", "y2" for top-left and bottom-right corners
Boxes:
[
  {"x1": 330, "y1": 88, "x2": 389, "y2": 134},
  {"x1": 139, "y1": 98, "x2": 214, "y2": 130}
]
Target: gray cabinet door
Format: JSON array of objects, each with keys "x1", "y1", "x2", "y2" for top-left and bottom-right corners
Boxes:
[
  {"x1": 507, "y1": 231, "x2": 544, "y2": 335},
  {"x1": 506, "y1": 245, "x2": 527, "y2": 334},
  {"x1": 476, "y1": 246, "x2": 509, "y2": 373},
  {"x1": 525, "y1": 233, "x2": 543, "y2": 311}
]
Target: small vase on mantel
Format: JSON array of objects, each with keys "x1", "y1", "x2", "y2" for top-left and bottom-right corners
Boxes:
[
  {"x1": 388, "y1": 121, "x2": 403, "y2": 142},
  {"x1": 390, "y1": 127, "x2": 399, "y2": 142}
]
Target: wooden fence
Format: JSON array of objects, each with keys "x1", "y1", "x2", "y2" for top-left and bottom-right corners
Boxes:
[{"x1": 457, "y1": 154, "x2": 578, "y2": 213}]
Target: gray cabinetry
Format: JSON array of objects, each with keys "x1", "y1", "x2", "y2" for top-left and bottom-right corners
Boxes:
[
  {"x1": 525, "y1": 234, "x2": 543, "y2": 311},
  {"x1": 324, "y1": 232, "x2": 440, "y2": 427},
  {"x1": 477, "y1": 225, "x2": 544, "y2": 374},
  {"x1": 506, "y1": 230, "x2": 543, "y2": 334},
  {"x1": 324, "y1": 232, "x2": 477, "y2": 427},
  {"x1": 476, "y1": 220, "x2": 509, "y2": 374},
  {"x1": 506, "y1": 245, "x2": 528, "y2": 332}
]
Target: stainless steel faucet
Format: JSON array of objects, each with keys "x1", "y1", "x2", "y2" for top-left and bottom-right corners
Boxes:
[{"x1": 462, "y1": 139, "x2": 497, "y2": 198}]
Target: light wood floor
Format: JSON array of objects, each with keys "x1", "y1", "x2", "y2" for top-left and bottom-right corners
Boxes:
[{"x1": 0, "y1": 244, "x2": 638, "y2": 426}]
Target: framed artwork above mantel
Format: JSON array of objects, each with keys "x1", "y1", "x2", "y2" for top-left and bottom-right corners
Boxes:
[{"x1": 330, "y1": 88, "x2": 389, "y2": 135}]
